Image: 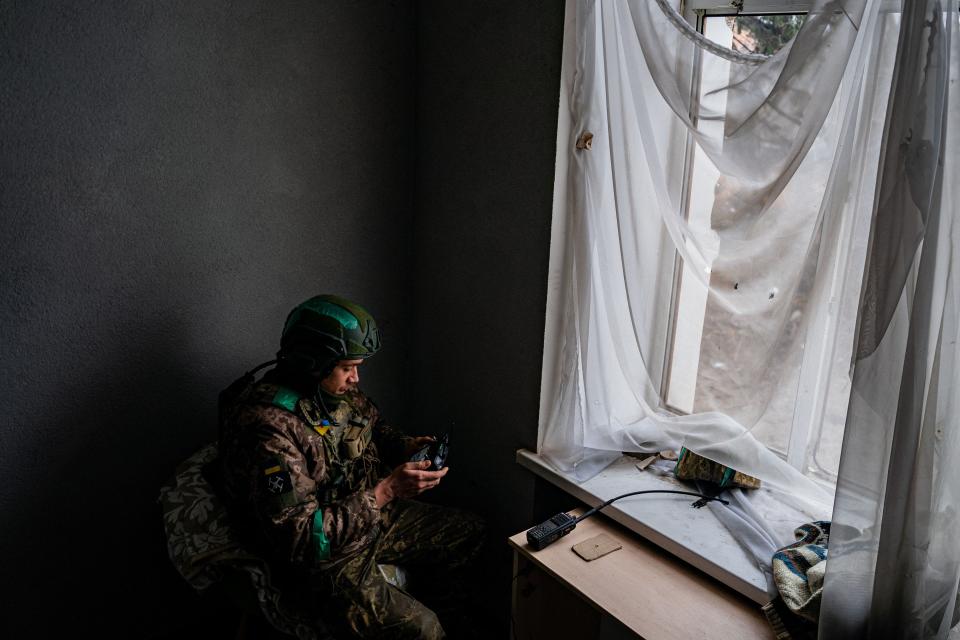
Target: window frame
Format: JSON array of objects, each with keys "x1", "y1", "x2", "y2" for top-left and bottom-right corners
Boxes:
[
  {"x1": 681, "y1": 0, "x2": 813, "y2": 18},
  {"x1": 539, "y1": 0, "x2": 864, "y2": 486},
  {"x1": 531, "y1": 0, "x2": 906, "y2": 606}
]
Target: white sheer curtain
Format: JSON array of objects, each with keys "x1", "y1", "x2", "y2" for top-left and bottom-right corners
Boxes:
[
  {"x1": 820, "y1": 1, "x2": 960, "y2": 637},
  {"x1": 540, "y1": 0, "x2": 890, "y2": 502},
  {"x1": 541, "y1": 0, "x2": 960, "y2": 635}
]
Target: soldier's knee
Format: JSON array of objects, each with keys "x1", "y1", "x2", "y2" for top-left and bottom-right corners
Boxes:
[
  {"x1": 345, "y1": 589, "x2": 445, "y2": 639},
  {"x1": 402, "y1": 607, "x2": 444, "y2": 640}
]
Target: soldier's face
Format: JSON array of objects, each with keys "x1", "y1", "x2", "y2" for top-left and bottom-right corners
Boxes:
[{"x1": 320, "y1": 358, "x2": 363, "y2": 395}]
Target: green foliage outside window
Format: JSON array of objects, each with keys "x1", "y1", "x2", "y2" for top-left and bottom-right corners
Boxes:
[{"x1": 725, "y1": 15, "x2": 805, "y2": 55}]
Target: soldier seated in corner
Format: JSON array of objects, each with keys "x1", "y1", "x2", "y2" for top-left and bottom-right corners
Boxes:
[{"x1": 217, "y1": 294, "x2": 486, "y2": 639}]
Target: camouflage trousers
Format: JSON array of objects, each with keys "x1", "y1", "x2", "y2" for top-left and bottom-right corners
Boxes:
[{"x1": 311, "y1": 499, "x2": 486, "y2": 639}]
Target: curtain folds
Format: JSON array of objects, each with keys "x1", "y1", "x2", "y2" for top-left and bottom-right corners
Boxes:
[
  {"x1": 541, "y1": 1, "x2": 960, "y2": 636},
  {"x1": 820, "y1": 1, "x2": 960, "y2": 637},
  {"x1": 540, "y1": 0, "x2": 888, "y2": 501}
]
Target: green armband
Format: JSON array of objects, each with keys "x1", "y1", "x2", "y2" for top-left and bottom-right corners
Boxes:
[{"x1": 312, "y1": 510, "x2": 331, "y2": 561}]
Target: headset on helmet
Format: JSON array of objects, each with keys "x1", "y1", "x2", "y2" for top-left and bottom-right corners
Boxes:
[{"x1": 277, "y1": 294, "x2": 381, "y2": 376}]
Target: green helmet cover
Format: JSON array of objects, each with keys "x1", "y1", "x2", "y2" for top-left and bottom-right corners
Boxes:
[{"x1": 278, "y1": 295, "x2": 381, "y2": 374}]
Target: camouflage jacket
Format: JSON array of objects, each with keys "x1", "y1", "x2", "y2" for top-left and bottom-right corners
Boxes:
[{"x1": 218, "y1": 380, "x2": 412, "y2": 569}]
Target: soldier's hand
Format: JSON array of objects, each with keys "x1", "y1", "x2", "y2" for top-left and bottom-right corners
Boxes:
[{"x1": 374, "y1": 460, "x2": 448, "y2": 507}]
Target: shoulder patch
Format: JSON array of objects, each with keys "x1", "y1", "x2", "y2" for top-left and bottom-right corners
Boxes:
[
  {"x1": 272, "y1": 387, "x2": 300, "y2": 413},
  {"x1": 258, "y1": 385, "x2": 333, "y2": 436}
]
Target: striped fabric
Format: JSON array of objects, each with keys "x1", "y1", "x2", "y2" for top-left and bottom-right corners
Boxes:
[{"x1": 772, "y1": 521, "x2": 830, "y2": 622}]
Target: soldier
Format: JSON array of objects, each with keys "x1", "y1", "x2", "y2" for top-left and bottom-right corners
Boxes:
[{"x1": 218, "y1": 294, "x2": 486, "y2": 639}]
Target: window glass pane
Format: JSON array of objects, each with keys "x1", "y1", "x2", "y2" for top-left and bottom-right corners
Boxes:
[
  {"x1": 665, "y1": 13, "x2": 816, "y2": 459},
  {"x1": 725, "y1": 15, "x2": 806, "y2": 56},
  {"x1": 664, "y1": 10, "x2": 896, "y2": 480}
]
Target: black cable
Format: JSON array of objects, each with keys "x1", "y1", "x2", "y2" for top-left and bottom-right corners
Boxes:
[
  {"x1": 245, "y1": 359, "x2": 277, "y2": 377},
  {"x1": 574, "y1": 489, "x2": 729, "y2": 524}
]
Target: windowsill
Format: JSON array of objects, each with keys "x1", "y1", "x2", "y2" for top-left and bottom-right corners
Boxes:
[{"x1": 516, "y1": 448, "x2": 772, "y2": 605}]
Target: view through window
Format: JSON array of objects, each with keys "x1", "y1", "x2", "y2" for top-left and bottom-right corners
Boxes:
[{"x1": 662, "y1": 7, "x2": 864, "y2": 481}]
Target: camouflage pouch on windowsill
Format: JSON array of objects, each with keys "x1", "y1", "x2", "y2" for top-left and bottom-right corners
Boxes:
[{"x1": 674, "y1": 448, "x2": 761, "y2": 489}]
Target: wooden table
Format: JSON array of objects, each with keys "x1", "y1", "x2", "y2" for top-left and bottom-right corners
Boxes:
[{"x1": 508, "y1": 509, "x2": 773, "y2": 639}]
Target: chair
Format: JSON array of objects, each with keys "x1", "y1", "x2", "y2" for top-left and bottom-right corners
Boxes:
[{"x1": 159, "y1": 443, "x2": 332, "y2": 639}]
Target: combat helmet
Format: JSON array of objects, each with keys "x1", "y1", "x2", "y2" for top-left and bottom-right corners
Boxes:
[{"x1": 277, "y1": 294, "x2": 381, "y2": 376}]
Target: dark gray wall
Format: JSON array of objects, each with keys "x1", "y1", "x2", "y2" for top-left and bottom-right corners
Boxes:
[
  {"x1": 0, "y1": 0, "x2": 567, "y2": 634},
  {"x1": 412, "y1": 0, "x2": 566, "y2": 622},
  {"x1": 0, "y1": 1, "x2": 415, "y2": 634}
]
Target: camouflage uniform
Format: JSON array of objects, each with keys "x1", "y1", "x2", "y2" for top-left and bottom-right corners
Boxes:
[{"x1": 218, "y1": 376, "x2": 485, "y2": 639}]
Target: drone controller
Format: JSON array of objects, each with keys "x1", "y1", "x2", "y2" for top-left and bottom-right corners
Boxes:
[{"x1": 410, "y1": 433, "x2": 450, "y2": 471}]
